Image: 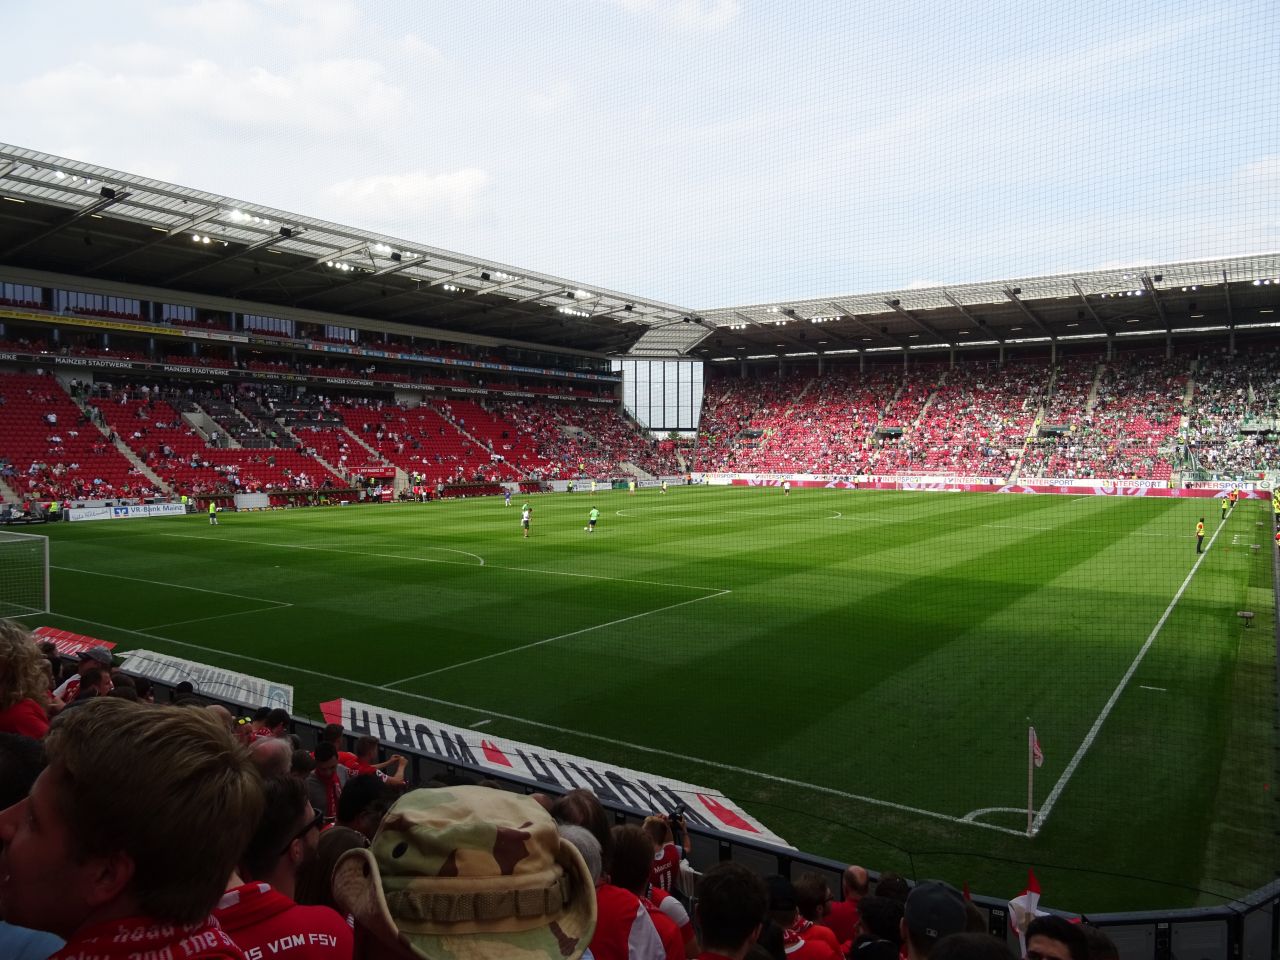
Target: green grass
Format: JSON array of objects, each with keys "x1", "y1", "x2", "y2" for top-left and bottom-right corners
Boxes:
[{"x1": 11, "y1": 487, "x2": 1277, "y2": 913}]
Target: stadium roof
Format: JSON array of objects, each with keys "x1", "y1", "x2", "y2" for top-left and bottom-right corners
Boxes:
[
  {"x1": 0, "y1": 143, "x2": 692, "y2": 356},
  {"x1": 1, "y1": 143, "x2": 1277, "y2": 362},
  {"x1": 694, "y1": 253, "x2": 1280, "y2": 360}
]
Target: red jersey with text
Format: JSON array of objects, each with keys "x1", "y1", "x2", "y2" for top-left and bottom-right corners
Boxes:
[
  {"x1": 49, "y1": 914, "x2": 244, "y2": 960},
  {"x1": 649, "y1": 842, "x2": 681, "y2": 892},
  {"x1": 215, "y1": 882, "x2": 352, "y2": 960},
  {"x1": 591, "y1": 883, "x2": 666, "y2": 960}
]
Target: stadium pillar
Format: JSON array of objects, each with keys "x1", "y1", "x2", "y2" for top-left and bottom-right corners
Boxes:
[
  {"x1": 949, "y1": 347, "x2": 955, "y2": 369},
  {"x1": 998, "y1": 343, "x2": 1005, "y2": 365},
  {"x1": 817, "y1": 352, "x2": 824, "y2": 374},
  {"x1": 1228, "y1": 325, "x2": 1236, "y2": 355},
  {"x1": 1106, "y1": 335, "x2": 1114, "y2": 360},
  {"x1": 1050, "y1": 339, "x2": 1056, "y2": 364},
  {"x1": 1165, "y1": 328, "x2": 1172, "y2": 359},
  {"x1": 902, "y1": 349, "x2": 908, "y2": 371}
]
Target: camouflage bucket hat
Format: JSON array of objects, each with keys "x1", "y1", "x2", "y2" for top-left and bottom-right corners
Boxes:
[{"x1": 332, "y1": 786, "x2": 597, "y2": 960}]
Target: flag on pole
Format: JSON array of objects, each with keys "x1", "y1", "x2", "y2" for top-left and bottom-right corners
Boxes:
[
  {"x1": 1030, "y1": 726, "x2": 1044, "y2": 768},
  {"x1": 1008, "y1": 870, "x2": 1046, "y2": 959}
]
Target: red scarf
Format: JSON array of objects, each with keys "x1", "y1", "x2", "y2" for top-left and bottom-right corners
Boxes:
[
  {"x1": 784, "y1": 917, "x2": 817, "y2": 947},
  {"x1": 50, "y1": 914, "x2": 244, "y2": 960},
  {"x1": 316, "y1": 769, "x2": 342, "y2": 819}
]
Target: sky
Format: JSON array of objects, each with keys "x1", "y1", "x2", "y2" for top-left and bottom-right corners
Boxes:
[{"x1": 2, "y1": 0, "x2": 1277, "y2": 309}]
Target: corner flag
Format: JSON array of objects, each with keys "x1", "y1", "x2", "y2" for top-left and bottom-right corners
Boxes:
[{"x1": 1030, "y1": 726, "x2": 1044, "y2": 768}]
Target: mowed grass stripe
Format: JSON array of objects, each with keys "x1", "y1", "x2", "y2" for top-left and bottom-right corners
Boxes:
[{"x1": 28, "y1": 488, "x2": 1272, "y2": 912}]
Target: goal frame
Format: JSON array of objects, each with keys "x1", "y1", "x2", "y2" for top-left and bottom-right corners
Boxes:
[{"x1": 0, "y1": 530, "x2": 51, "y2": 617}]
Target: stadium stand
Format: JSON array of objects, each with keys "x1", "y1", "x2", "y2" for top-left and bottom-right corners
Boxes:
[{"x1": 0, "y1": 372, "x2": 159, "y2": 501}]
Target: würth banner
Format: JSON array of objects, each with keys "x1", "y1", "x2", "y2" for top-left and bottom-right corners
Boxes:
[{"x1": 321, "y1": 697, "x2": 790, "y2": 848}]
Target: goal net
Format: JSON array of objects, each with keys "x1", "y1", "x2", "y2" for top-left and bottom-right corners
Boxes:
[{"x1": 0, "y1": 531, "x2": 50, "y2": 619}]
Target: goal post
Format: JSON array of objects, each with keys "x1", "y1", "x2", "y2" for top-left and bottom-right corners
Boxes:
[{"x1": 0, "y1": 531, "x2": 50, "y2": 619}]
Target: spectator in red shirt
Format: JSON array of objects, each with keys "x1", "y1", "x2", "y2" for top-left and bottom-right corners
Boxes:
[
  {"x1": 643, "y1": 812, "x2": 691, "y2": 893},
  {"x1": 215, "y1": 775, "x2": 352, "y2": 960},
  {"x1": 823, "y1": 864, "x2": 869, "y2": 945},
  {"x1": 0, "y1": 699, "x2": 262, "y2": 960},
  {"x1": 318, "y1": 723, "x2": 361, "y2": 775},
  {"x1": 693, "y1": 862, "x2": 768, "y2": 960},
  {"x1": 0, "y1": 620, "x2": 51, "y2": 738},
  {"x1": 351, "y1": 735, "x2": 408, "y2": 787},
  {"x1": 50, "y1": 646, "x2": 112, "y2": 707},
  {"x1": 766, "y1": 875, "x2": 841, "y2": 960},
  {"x1": 61, "y1": 666, "x2": 112, "y2": 711},
  {"x1": 610, "y1": 825, "x2": 693, "y2": 960}
]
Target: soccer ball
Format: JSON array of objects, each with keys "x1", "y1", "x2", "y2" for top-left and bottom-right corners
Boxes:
[{"x1": 584, "y1": 526, "x2": 589, "y2": 531}]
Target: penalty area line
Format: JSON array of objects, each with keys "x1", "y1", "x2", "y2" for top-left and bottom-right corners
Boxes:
[
  {"x1": 33, "y1": 611, "x2": 1025, "y2": 840},
  {"x1": 1029, "y1": 515, "x2": 1228, "y2": 836}
]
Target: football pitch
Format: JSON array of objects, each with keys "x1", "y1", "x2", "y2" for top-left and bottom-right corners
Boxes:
[{"x1": 18, "y1": 486, "x2": 1278, "y2": 912}]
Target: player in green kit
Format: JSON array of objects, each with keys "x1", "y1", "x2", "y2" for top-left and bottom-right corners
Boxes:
[{"x1": 585, "y1": 506, "x2": 600, "y2": 533}]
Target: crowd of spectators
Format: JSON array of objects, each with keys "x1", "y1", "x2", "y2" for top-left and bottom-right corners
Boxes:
[{"x1": 0, "y1": 617, "x2": 1127, "y2": 960}]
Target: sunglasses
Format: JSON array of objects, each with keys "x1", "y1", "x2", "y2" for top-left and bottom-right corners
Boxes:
[{"x1": 279, "y1": 807, "x2": 324, "y2": 854}]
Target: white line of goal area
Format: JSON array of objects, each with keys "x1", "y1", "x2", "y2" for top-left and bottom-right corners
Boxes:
[
  {"x1": 1026, "y1": 514, "x2": 1230, "y2": 837},
  {"x1": 23, "y1": 608, "x2": 1029, "y2": 839},
  {"x1": 49, "y1": 565, "x2": 294, "y2": 631}
]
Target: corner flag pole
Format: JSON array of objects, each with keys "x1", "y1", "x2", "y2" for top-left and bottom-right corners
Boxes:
[{"x1": 1027, "y1": 724, "x2": 1034, "y2": 836}]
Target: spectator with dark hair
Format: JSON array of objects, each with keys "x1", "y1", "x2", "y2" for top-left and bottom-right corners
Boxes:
[
  {"x1": 824, "y1": 864, "x2": 869, "y2": 944},
  {"x1": 794, "y1": 872, "x2": 836, "y2": 929},
  {"x1": 318, "y1": 723, "x2": 360, "y2": 775},
  {"x1": 0, "y1": 699, "x2": 262, "y2": 959},
  {"x1": 550, "y1": 788, "x2": 614, "y2": 871},
  {"x1": 1078, "y1": 924, "x2": 1119, "y2": 960},
  {"x1": 901, "y1": 881, "x2": 967, "y2": 960},
  {"x1": 930, "y1": 933, "x2": 1016, "y2": 960},
  {"x1": 876, "y1": 873, "x2": 910, "y2": 903},
  {"x1": 290, "y1": 748, "x2": 316, "y2": 779},
  {"x1": 850, "y1": 895, "x2": 904, "y2": 960},
  {"x1": 764, "y1": 875, "x2": 840, "y2": 960},
  {"x1": 335, "y1": 774, "x2": 393, "y2": 841},
  {"x1": 262, "y1": 707, "x2": 291, "y2": 739},
  {"x1": 610, "y1": 825, "x2": 689, "y2": 960},
  {"x1": 0, "y1": 732, "x2": 63, "y2": 960},
  {"x1": 0, "y1": 620, "x2": 51, "y2": 738},
  {"x1": 215, "y1": 776, "x2": 352, "y2": 960},
  {"x1": 50, "y1": 646, "x2": 111, "y2": 705},
  {"x1": 243, "y1": 706, "x2": 272, "y2": 741},
  {"x1": 306, "y1": 742, "x2": 349, "y2": 823},
  {"x1": 351, "y1": 735, "x2": 408, "y2": 787},
  {"x1": 694, "y1": 862, "x2": 768, "y2": 960},
  {"x1": 132, "y1": 675, "x2": 154, "y2": 703},
  {"x1": 293, "y1": 827, "x2": 366, "y2": 911},
  {"x1": 61, "y1": 666, "x2": 112, "y2": 710},
  {"x1": 1025, "y1": 916, "x2": 1089, "y2": 960}
]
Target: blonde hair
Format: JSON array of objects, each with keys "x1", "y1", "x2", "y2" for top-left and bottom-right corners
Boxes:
[
  {"x1": 0, "y1": 619, "x2": 51, "y2": 711},
  {"x1": 45, "y1": 699, "x2": 264, "y2": 923}
]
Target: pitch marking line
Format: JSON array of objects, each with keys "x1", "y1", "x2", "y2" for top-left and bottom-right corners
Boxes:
[
  {"x1": 381, "y1": 589, "x2": 733, "y2": 688},
  {"x1": 36, "y1": 611, "x2": 1026, "y2": 839},
  {"x1": 158, "y1": 533, "x2": 726, "y2": 594},
  {"x1": 1139, "y1": 685, "x2": 1167, "y2": 692},
  {"x1": 962, "y1": 806, "x2": 1029, "y2": 824},
  {"x1": 52, "y1": 566, "x2": 292, "y2": 607},
  {"x1": 1029, "y1": 515, "x2": 1228, "y2": 836}
]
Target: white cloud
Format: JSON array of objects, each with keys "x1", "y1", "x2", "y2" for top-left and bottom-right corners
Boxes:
[
  {"x1": 321, "y1": 169, "x2": 493, "y2": 226},
  {"x1": 14, "y1": 55, "x2": 409, "y2": 139},
  {"x1": 609, "y1": 0, "x2": 741, "y2": 31}
]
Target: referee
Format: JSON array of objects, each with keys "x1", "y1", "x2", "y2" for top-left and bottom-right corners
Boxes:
[{"x1": 1196, "y1": 517, "x2": 1205, "y2": 553}]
